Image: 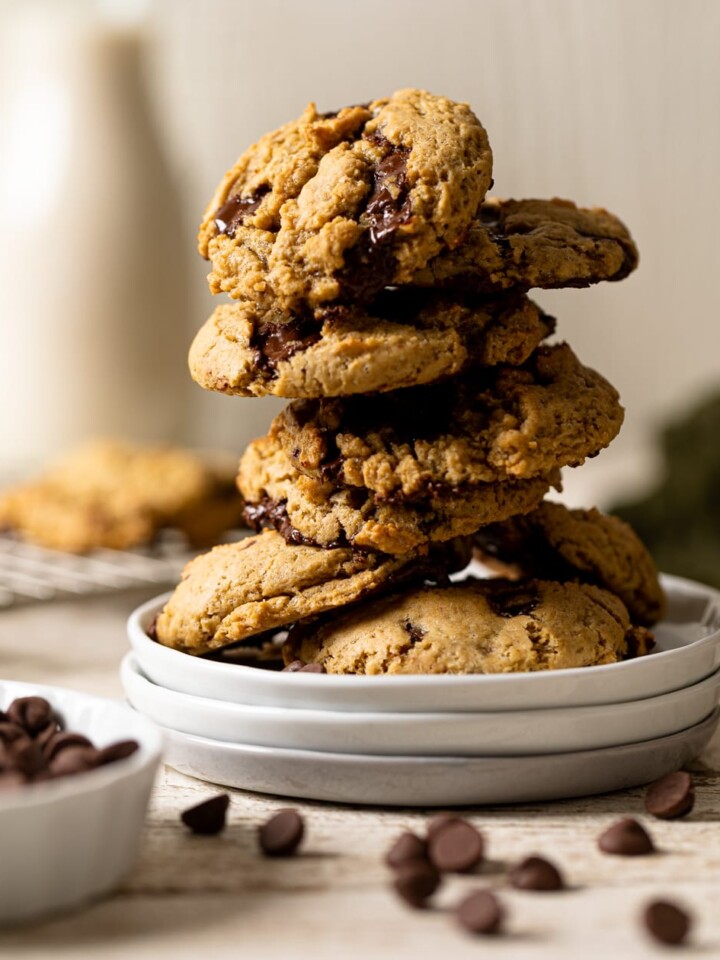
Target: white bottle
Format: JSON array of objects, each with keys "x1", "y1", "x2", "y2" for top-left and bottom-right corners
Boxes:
[{"x1": 0, "y1": 2, "x2": 190, "y2": 473}]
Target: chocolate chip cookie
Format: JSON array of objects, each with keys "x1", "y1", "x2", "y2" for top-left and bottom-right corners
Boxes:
[
  {"x1": 0, "y1": 439, "x2": 244, "y2": 552},
  {"x1": 189, "y1": 291, "x2": 554, "y2": 398},
  {"x1": 198, "y1": 89, "x2": 493, "y2": 311},
  {"x1": 473, "y1": 501, "x2": 666, "y2": 625},
  {"x1": 411, "y1": 197, "x2": 638, "y2": 293},
  {"x1": 238, "y1": 434, "x2": 557, "y2": 555},
  {"x1": 284, "y1": 578, "x2": 643, "y2": 674},
  {"x1": 274, "y1": 343, "x2": 623, "y2": 499},
  {"x1": 153, "y1": 529, "x2": 469, "y2": 655}
]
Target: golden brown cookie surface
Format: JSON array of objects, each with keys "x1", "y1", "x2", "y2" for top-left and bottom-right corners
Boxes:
[
  {"x1": 238, "y1": 434, "x2": 557, "y2": 556},
  {"x1": 274, "y1": 343, "x2": 623, "y2": 499},
  {"x1": 285, "y1": 578, "x2": 637, "y2": 675},
  {"x1": 154, "y1": 529, "x2": 469, "y2": 655},
  {"x1": 199, "y1": 89, "x2": 493, "y2": 311},
  {"x1": 189, "y1": 292, "x2": 553, "y2": 399},
  {"x1": 412, "y1": 197, "x2": 638, "y2": 293}
]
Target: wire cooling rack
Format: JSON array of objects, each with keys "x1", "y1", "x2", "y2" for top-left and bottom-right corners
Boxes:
[{"x1": 0, "y1": 531, "x2": 214, "y2": 608}]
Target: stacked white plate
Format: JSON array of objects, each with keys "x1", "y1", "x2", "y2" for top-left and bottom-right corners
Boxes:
[{"x1": 124, "y1": 572, "x2": 720, "y2": 807}]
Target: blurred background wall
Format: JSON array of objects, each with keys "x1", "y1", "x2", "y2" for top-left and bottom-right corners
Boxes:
[{"x1": 2, "y1": 0, "x2": 719, "y2": 509}]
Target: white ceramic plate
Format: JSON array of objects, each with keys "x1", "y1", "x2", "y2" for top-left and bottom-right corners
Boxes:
[
  {"x1": 0, "y1": 678, "x2": 163, "y2": 925},
  {"x1": 127, "y1": 574, "x2": 720, "y2": 713},
  {"x1": 121, "y1": 652, "x2": 720, "y2": 756},
  {"x1": 160, "y1": 707, "x2": 719, "y2": 807}
]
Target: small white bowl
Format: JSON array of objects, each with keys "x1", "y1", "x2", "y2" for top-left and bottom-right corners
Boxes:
[
  {"x1": 122, "y1": 652, "x2": 720, "y2": 756},
  {"x1": 128, "y1": 573, "x2": 720, "y2": 713},
  {"x1": 0, "y1": 678, "x2": 163, "y2": 926}
]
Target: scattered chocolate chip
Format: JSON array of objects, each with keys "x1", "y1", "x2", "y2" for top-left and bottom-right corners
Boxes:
[
  {"x1": 426, "y1": 813, "x2": 460, "y2": 839},
  {"x1": 456, "y1": 889, "x2": 504, "y2": 935},
  {"x1": 598, "y1": 818, "x2": 655, "y2": 856},
  {"x1": 428, "y1": 818, "x2": 484, "y2": 873},
  {"x1": 7, "y1": 697, "x2": 54, "y2": 735},
  {"x1": 181, "y1": 794, "x2": 230, "y2": 835},
  {"x1": 259, "y1": 808, "x2": 305, "y2": 857},
  {"x1": 146, "y1": 615, "x2": 159, "y2": 641},
  {"x1": 42, "y1": 732, "x2": 92, "y2": 762},
  {"x1": 97, "y1": 739, "x2": 140, "y2": 765},
  {"x1": 508, "y1": 855, "x2": 565, "y2": 891},
  {"x1": 48, "y1": 745, "x2": 99, "y2": 777},
  {"x1": 386, "y1": 831, "x2": 428, "y2": 869},
  {"x1": 643, "y1": 900, "x2": 691, "y2": 946},
  {"x1": 644, "y1": 771, "x2": 695, "y2": 820},
  {"x1": 393, "y1": 860, "x2": 440, "y2": 908}
]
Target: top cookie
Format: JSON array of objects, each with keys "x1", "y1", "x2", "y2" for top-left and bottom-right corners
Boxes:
[
  {"x1": 411, "y1": 198, "x2": 638, "y2": 293},
  {"x1": 198, "y1": 89, "x2": 493, "y2": 311},
  {"x1": 473, "y1": 501, "x2": 666, "y2": 625}
]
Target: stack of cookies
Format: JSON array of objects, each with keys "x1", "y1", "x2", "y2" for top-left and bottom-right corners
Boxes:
[{"x1": 155, "y1": 88, "x2": 665, "y2": 673}]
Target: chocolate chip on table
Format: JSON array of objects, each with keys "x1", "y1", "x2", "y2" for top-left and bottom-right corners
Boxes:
[
  {"x1": 385, "y1": 831, "x2": 428, "y2": 869},
  {"x1": 428, "y1": 818, "x2": 484, "y2": 873},
  {"x1": 259, "y1": 808, "x2": 305, "y2": 857},
  {"x1": 508, "y1": 855, "x2": 565, "y2": 891},
  {"x1": 181, "y1": 794, "x2": 230, "y2": 835},
  {"x1": 7, "y1": 696, "x2": 55, "y2": 736},
  {"x1": 97, "y1": 739, "x2": 140, "y2": 765},
  {"x1": 598, "y1": 818, "x2": 655, "y2": 856},
  {"x1": 643, "y1": 900, "x2": 691, "y2": 946},
  {"x1": 426, "y1": 813, "x2": 460, "y2": 839},
  {"x1": 644, "y1": 771, "x2": 695, "y2": 820},
  {"x1": 393, "y1": 860, "x2": 440, "y2": 908},
  {"x1": 455, "y1": 889, "x2": 504, "y2": 935}
]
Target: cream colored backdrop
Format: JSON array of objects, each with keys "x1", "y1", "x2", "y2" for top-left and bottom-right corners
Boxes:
[{"x1": 147, "y1": 0, "x2": 720, "y2": 506}]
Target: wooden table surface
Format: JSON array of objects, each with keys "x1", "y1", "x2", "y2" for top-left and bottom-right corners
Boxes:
[{"x1": 1, "y1": 589, "x2": 719, "y2": 959}]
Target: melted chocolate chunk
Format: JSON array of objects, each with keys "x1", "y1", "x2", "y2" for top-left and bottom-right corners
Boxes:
[
  {"x1": 214, "y1": 186, "x2": 270, "y2": 238},
  {"x1": 403, "y1": 621, "x2": 426, "y2": 645},
  {"x1": 338, "y1": 136, "x2": 413, "y2": 301},
  {"x1": 486, "y1": 584, "x2": 540, "y2": 619},
  {"x1": 251, "y1": 317, "x2": 321, "y2": 375},
  {"x1": 478, "y1": 205, "x2": 512, "y2": 254},
  {"x1": 243, "y1": 498, "x2": 346, "y2": 549}
]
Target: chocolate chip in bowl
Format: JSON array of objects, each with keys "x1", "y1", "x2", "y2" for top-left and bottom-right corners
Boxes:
[{"x1": 0, "y1": 678, "x2": 162, "y2": 925}]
